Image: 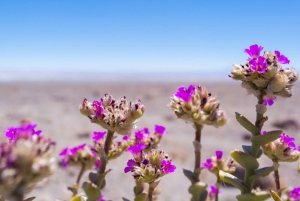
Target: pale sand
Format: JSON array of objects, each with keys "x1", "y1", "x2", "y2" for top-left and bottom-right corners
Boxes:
[{"x1": 1, "y1": 81, "x2": 299, "y2": 201}]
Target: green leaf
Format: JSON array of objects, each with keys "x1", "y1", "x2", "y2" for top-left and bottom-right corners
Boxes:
[
  {"x1": 219, "y1": 170, "x2": 247, "y2": 194},
  {"x1": 188, "y1": 182, "x2": 207, "y2": 201},
  {"x1": 24, "y1": 197, "x2": 36, "y2": 201},
  {"x1": 236, "y1": 191, "x2": 270, "y2": 201},
  {"x1": 89, "y1": 169, "x2": 111, "y2": 189},
  {"x1": 242, "y1": 145, "x2": 263, "y2": 158},
  {"x1": 134, "y1": 193, "x2": 147, "y2": 201},
  {"x1": 269, "y1": 189, "x2": 281, "y2": 201},
  {"x1": 183, "y1": 168, "x2": 196, "y2": 183},
  {"x1": 122, "y1": 198, "x2": 131, "y2": 201},
  {"x1": 70, "y1": 196, "x2": 83, "y2": 201},
  {"x1": 235, "y1": 112, "x2": 260, "y2": 135},
  {"x1": 249, "y1": 166, "x2": 275, "y2": 183},
  {"x1": 231, "y1": 149, "x2": 259, "y2": 169},
  {"x1": 82, "y1": 182, "x2": 101, "y2": 201},
  {"x1": 251, "y1": 130, "x2": 282, "y2": 146}
]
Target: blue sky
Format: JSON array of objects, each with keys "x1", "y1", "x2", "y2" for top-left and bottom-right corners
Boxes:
[{"x1": 1, "y1": 1, "x2": 300, "y2": 75}]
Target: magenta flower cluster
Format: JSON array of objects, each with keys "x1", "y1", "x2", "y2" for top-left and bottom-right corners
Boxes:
[
  {"x1": 244, "y1": 44, "x2": 290, "y2": 74},
  {"x1": 279, "y1": 132, "x2": 300, "y2": 151},
  {"x1": 202, "y1": 150, "x2": 223, "y2": 169}
]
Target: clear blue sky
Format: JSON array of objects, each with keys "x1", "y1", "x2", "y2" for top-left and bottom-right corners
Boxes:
[{"x1": 1, "y1": 1, "x2": 300, "y2": 74}]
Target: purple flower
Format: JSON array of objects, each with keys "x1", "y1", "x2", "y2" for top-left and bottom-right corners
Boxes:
[
  {"x1": 154, "y1": 125, "x2": 166, "y2": 135},
  {"x1": 174, "y1": 85, "x2": 195, "y2": 102},
  {"x1": 260, "y1": 131, "x2": 267, "y2": 135},
  {"x1": 135, "y1": 129, "x2": 145, "y2": 141},
  {"x1": 127, "y1": 142, "x2": 146, "y2": 155},
  {"x1": 202, "y1": 158, "x2": 213, "y2": 169},
  {"x1": 244, "y1": 44, "x2": 263, "y2": 58},
  {"x1": 279, "y1": 132, "x2": 296, "y2": 148},
  {"x1": 209, "y1": 185, "x2": 221, "y2": 197},
  {"x1": 122, "y1": 133, "x2": 131, "y2": 141},
  {"x1": 92, "y1": 131, "x2": 106, "y2": 142},
  {"x1": 275, "y1": 50, "x2": 290, "y2": 64},
  {"x1": 161, "y1": 159, "x2": 176, "y2": 173},
  {"x1": 92, "y1": 100, "x2": 104, "y2": 117},
  {"x1": 5, "y1": 127, "x2": 17, "y2": 139},
  {"x1": 124, "y1": 159, "x2": 137, "y2": 173},
  {"x1": 249, "y1": 56, "x2": 267, "y2": 73},
  {"x1": 216, "y1": 150, "x2": 223, "y2": 160},
  {"x1": 98, "y1": 194, "x2": 105, "y2": 201},
  {"x1": 143, "y1": 127, "x2": 150, "y2": 134},
  {"x1": 263, "y1": 96, "x2": 276, "y2": 106},
  {"x1": 290, "y1": 187, "x2": 300, "y2": 200},
  {"x1": 5, "y1": 123, "x2": 42, "y2": 141}
]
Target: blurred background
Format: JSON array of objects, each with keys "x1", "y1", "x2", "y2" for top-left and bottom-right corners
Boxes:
[{"x1": 1, "y1": 1, "x2": 300, "y2": 201}]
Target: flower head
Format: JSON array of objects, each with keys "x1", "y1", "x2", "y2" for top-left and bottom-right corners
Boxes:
[
  {"x1": 202, "y1": 151, "x2": 236, "y2": 175},
  {"x1": 0, "y1": 122, "x2": 55, "y2": 199},
  {"x1": 125, "y1": 149, "x2": 175, "y2": 183},
  {"x1": 169, "y1": 85, "x2": 227, "y2": 128},
  {"x1": 262, "y1": 132, "x2": 300, "y2": 162},
  {"x1": 230, "y1": 44, "x2": 298, "y2": 100},
  {"x1": 79, "y1": 94, "x2": 145, "y2": 135},
  {"x1": 59, "y1": 144, "x2": 99, "y2": 169}
]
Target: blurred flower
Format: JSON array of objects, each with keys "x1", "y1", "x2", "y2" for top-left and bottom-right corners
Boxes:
[
  {"x1": 202, "y1": 150, "x2": 236, "y2": 175},
  {"x1": 263, "y1": 96, "x2": 276, "y2": 106},
  {"x1": 79, "y1": 94, "x2": 145, "y2": 135},
  {"x1": 290, "y1": 187, "x2": 300, "y2": 200},
  {"x1": 0, "y1": 122, "x2": 55, "y2": 199},
  {"x1": 169, "y1": 85, "x2": 227, "y2": 128},
  {"x1": 262, "y1": 132, "x2": 300, "y2": 162},
  {"x1": 59, "y1": 144, "x2": 99, "y2": 169}
]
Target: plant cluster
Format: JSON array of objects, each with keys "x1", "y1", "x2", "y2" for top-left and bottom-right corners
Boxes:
[{"x1": 1, "y1": 44, "x2": 300, "y2": 201}]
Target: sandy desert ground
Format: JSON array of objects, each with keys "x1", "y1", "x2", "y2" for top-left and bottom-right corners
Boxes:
[{"x1": 1, "y1": 79, "x2": 300, "y2": 201}]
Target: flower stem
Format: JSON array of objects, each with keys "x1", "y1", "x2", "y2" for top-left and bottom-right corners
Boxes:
[
  {"x1": 194, "y1": 123, "x2": 203, "y2": 182},
  {"x1": 73, "y1": 163, "x2": 86, "y2": 196},
  {"x1": 273, "y1": 161, "x2": 281, "y2": 194},
  {"x1": 134, "y1": 180, "x2": 144, "y2": 196},
  {"x1": 215, "y1": 175, "x2": 221, "y2": 201},
  {"x1": 148, "y1": 183, "x2": 156, "y2": 201},
  {"x1": 99, "y1": 129, "x2": 114, "y2": 174}
]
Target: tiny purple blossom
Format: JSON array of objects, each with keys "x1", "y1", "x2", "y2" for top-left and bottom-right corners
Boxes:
[
  {"x1": 263, "y1": 96, "x2": 276, "y2": 106},
  {"x1": 124, "y1": 159, "x2": 137, "y2": 173},
  {"x1": 244, "y1": 44, "x2": 263, "y2": 58},
  {"x1": 127, "y1": 142, "x2": 146, "y2": 155},
  {"x1": 161, "y1": 160, "x2": 176, "y2": 173},
  {"x1": 202, "y1": 158, "x2": 213, "y2": 169},
  {"x1": 275, "y1": 50, "x2": 290, "y2": 64},
  {"x1": 135, "y1": 129, "x2": 145, "y2": 141},
  {"x1": 5, "y1": 127, "x2": 16, "y2": 139},
  {"x1": 92, "y1": 131, "x2": 107, "y2": 142},
  {"x1": 92, "y1": 100, "x2": 104, "y2": 117},
  {"x1": 215, "y1": 150, "x2": 223, "y2": 160},
  {"x1": 260, "y1": 131, "x2": 267, "y2": 135},
  {"x1": 143, "y1": 127, "x2": 150, "y2": 134},
  {"x1": 249, "y1": 56, "x2": 267, "y2": 73},
  {"x1": 290, "y1": 187, "x2": 300, "y2": 200},
  {"x1": 154, "y1": 125, "x2": 166, "y2": 135},
  {"x1": 98, "y1": 194, "x2": 105, "y2": 201},
  {"x1": 174, "y1": 85, "x2": 195, "y2": 102},
  {"x1": 279, "y1": 132, "x2": 296, "y2": 148}
]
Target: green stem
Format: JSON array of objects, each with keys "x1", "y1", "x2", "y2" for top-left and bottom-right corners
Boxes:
[
  {"x1": 244, "y1": 94, "x2": 266, "y2": 193},
  {"x1": 134, "y1": 180, "x2": 144, "y2": 196},
  {"x1": 73, "y1": 163, "x2": 86, "y2": 196},
  {"x1": 148, "y1": 183, "x2": 155, "y2": 201},
  {"x1": 273, "y1": 161, "x2": 281, "y2": 194},
  {"x1": 99, "y1": 129, "x2": 115, "y2": 175},
  {"x1": 193, "y1": 123, "x2": 203, "y2": 183}
]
